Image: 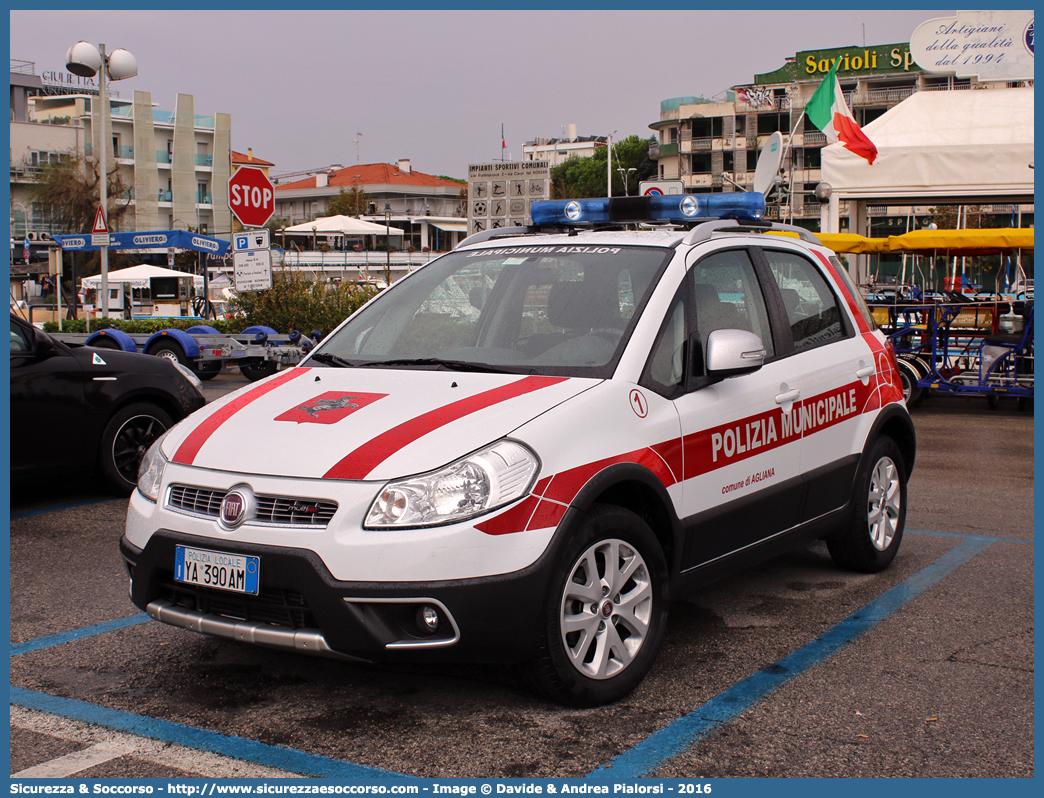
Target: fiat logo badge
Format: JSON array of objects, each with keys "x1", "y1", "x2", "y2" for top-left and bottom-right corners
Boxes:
[{"x1": 219, "y1": 489, "x2": 249, "y2": 529}]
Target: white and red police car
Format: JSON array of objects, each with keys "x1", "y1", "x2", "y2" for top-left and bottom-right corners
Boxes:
[{"x1": 123, "y1": 192, "x2": 915, "y2": 706}]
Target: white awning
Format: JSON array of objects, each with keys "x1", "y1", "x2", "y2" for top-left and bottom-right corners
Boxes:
[
  {"x1": 822, "y1": 88, "x2": 1034, "y2": 204},
  {"x1": 428, "y1": 221, "x2": 468, "y2": 233}
]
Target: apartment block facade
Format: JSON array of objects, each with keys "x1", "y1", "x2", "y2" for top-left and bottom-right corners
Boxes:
[{"x1": 650, "y1": 42, "x2": 1030, "y2": 225}]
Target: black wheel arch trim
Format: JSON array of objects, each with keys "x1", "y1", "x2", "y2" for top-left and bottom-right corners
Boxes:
[
  {"x1": 860, "y1": 402, "x2": 916, "y2": 478},
  {"x1": 548, "y1": 461, "x2": 683, "y2": 579}
]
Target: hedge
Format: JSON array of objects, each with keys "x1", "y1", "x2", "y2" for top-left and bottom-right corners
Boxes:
[{"x1": 42, "y1": 273, "x2": 379, "y2": 337}]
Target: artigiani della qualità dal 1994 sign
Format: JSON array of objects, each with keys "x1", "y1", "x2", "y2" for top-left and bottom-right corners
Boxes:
[{"x1": 910, "y1": 9, "x2": 1033, "y2": 82}]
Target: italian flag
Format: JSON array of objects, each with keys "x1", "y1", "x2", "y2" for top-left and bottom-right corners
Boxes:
[
  {"x1": 805, "y1": 57, "x2": 878, "y2": 164},
  {"x1": 502, "y1": 124, "x2": 506, "y2": 150}
]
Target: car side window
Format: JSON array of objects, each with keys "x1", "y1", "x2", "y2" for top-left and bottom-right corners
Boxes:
[
  {"x1": 643, "y1": 293, "x2": 687, "y2": 396},
  {"x1": 690, "y1": 249, "x2": 774, "y2": 375},
  {"x1": 10, "y1": 320, "x2": 29, "y2": 353},
  {"x1": 762, "y1": 249, "x2": 846, "y2": 351}
]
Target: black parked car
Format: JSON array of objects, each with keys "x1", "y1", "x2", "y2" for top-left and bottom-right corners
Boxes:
[{"x1": 10, "y1": 314, "x2": 207, "y2": 495}]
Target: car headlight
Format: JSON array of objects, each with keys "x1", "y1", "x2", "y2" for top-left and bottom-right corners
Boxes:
[
  {"x1": 172, "y1": 361, "x2": 204, "y2": 395},
  {"x1": 364, "y1": 440, "x2": 539, "y2": 528},
  {"x1": 137, "y1": 430, "x2": 170, "y2": 503}
]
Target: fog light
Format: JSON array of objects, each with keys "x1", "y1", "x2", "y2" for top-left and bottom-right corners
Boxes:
[{"x1": 417, "y1": 605, "x2": 440, "y2": 634}]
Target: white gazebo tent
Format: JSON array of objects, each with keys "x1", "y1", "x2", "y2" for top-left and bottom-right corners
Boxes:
[
  {"x1": 284, "y1": 215, "x2": 406, "y2": 239},
  {"x1": 81, "y1": 264, "x2": 204, "y2": 315},
  {"x1": 821, "y1": 88, "x2": 1034, "y2": 281},
  {"x1": 80, "y1": 264, "x2": 205, "y2": 290}
]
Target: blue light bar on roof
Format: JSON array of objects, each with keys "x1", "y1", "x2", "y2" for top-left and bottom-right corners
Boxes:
[{"x1": 530, "y1": 192, "x2": 766, "y2": 226}]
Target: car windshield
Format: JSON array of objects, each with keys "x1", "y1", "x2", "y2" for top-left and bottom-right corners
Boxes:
[{"x1": 311, "y1": 243, "x2": 672, "y2": 378}]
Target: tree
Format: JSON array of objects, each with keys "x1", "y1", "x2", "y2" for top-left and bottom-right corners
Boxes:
[
  {"x1": 550, "y1": 135, "x2": 657, "y2": 199},
  {"x1": 29, "y1": 151, "x2": 131, "y2": 237},
  {"x1": 326, "y1": 183, "x2": 368, "y2": 217},
  {"x1": 28, "y1": 151, "x2": 134, "y2": 276}
]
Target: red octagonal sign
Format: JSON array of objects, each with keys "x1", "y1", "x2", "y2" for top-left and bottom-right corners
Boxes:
[{"x1": 228, "y1": 166, "x2": 275, "y2": 227}]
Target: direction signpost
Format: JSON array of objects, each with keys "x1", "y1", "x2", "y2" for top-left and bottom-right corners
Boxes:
[
  {"x1": 232, "y1": 226, "x2": 273, "y2": 292},
  {"x1": 228, "y1": 167, "x2": 275, "y2": 294}
]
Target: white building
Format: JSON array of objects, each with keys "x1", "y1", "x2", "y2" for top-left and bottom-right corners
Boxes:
[
  {"x1": 26, "y1": 91, "x2": 232, "y2": 236},
  {"x1": 522, "y1": 123, "x2": 607, "y2": 167},
  {"x1": 273, "y1": 160, "x2": 467, "y2": 252},
  {"x1": 11, "y1": 58, "x2": 233, "y2": 241}
]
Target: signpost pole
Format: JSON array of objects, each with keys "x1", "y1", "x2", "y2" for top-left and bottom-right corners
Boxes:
[{"x1": 98, "y1": 44, "x2": 109, "y2": 318}]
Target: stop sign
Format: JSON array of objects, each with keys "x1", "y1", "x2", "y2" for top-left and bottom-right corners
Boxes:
[{"x1": 228, "y1": 166, "x2": 275, "y2": 227}]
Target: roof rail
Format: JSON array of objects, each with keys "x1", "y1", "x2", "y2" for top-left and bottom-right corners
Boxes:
[
  {"x1": 682, "y1": 218, "x2": 821, "y2": 247},
  {"x1": 455, "y1": 226, "x2": 531, "y2": 249}
]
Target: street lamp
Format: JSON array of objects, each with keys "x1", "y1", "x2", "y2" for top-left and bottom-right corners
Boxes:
[
  {"x1": 311, "y1": 224, "x2": 317, "y2": 252},
  {"x1": 615, "y1": 167, "x2": 638, "y2": 196},
  {"x1": 65, "y1": 41, "x2": 137, "y2": 318}
]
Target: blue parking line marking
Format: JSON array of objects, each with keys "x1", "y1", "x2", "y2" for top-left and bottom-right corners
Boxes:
[
  {"x1": 8, "y1": 530, "x2": 1011, "y2": 780},
  {"x1": 11, "y1": 614, "x2": 151, "y2": 656},
  {"x1": 587, "y1": 536, "x2": 995, "y2": 778},
  {"x1": 10, "y1": 686, "x2": 409, "y2": 779},
  {"x1": 10, "y1": 497, "x2": 120, "y2": 520},
  {"x1": 907, "y1": 528, "x2": 1032, "y2": 545}
]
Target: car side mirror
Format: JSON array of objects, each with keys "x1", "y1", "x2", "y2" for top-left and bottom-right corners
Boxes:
[
  {"x1": 30, "y1": 328, "x2": 56, "y2": 358},
  {"x1": 706, "y1": 329, "x2": 766, "y2": 377}
]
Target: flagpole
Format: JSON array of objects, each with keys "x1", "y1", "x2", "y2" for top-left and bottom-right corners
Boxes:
[{"x1": 777, "y1": 85, "x2": 806, "y2": 224}]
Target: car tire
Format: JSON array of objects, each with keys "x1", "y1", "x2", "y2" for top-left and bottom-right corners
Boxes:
[
  {"x1": 99, "y1": 403, "x2": 173, "y2": 495},
  {"x1": 827, "y1": 436, "x2": 907, "y2": 573},
  {"x1": 523, "y1": 504, "x2": 669, "y2": 707},
  {"x1": 148, "y1": 341, "x2": 188, "y2": 367},
  {"x1": 240, "y1": 360, "x2": 278, "y2": 381}
]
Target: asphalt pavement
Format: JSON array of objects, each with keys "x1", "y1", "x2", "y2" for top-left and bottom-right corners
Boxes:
[{"x1": 8, "y1": 375, "x2": 1034, "y2": 780}]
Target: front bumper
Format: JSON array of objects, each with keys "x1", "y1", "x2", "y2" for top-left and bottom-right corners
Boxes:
[{"x1": 120, "y1": 523, "x2": 572, "y2": 663}]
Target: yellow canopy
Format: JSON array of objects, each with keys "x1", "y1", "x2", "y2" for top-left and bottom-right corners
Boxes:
[
  {"x1": 885, "y1": 228, "x2": 1034, "y2": 253},
  {"x1": 816, "y1": 233, "x2": 891, "y2": 254},
  {"x1": 763, "y1": 228, "x2": 1032, "y2": 254}
]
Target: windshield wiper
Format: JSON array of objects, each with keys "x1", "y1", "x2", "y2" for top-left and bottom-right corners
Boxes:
[
  {"x1": 309, "y1": 352, "x2": 358, "y2": 368},
  {"x1": 355, "y1": 358, "x2": 519, "y2": 374}
]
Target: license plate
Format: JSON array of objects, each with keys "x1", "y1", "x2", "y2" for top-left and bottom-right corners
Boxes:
[{"x1": 175, "y1": 545, "x2": 259, "y2": 595}]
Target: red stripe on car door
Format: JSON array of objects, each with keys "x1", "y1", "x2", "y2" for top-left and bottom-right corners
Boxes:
[
  {"x1": 323, "y1": 375, "x2": 569, "y2": 480},
  {"x1": 172, "y1": 368, "x2": 308, "y2": 465}
]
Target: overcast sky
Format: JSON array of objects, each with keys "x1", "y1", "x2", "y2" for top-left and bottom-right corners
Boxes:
[{"x1": 11, "y1": 8, "x2": 950, "y2": 180}]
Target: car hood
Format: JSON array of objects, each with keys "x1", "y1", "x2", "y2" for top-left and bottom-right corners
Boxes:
[{"x1": 162, "y1": 366, "x2": 596, "y2": 481}]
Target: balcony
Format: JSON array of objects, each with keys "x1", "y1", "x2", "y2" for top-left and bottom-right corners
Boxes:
[
  {"x1": 114, "y1": 145, "x2": 134, "y2": 160},
  {"x1": 158, "y1": 190, "x2": 172, "y2": 202},
  {"x1": 195, "y1": 154, "x2": 213, "y2": 167},
  {"x1": 10, "y1": 164, "x2": 44, "y2": 181},
  {"x1": 851, "y1": 87, "x2": 915, "y2": 106},
  {"x1": 198, "y1": 192, "x2": 213, "y2": 205}
]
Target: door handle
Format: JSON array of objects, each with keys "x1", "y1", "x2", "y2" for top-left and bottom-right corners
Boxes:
[
  {"x1": 856, "y1": 365, "x2": 876, "y2": 379},
  {"x1": 775, "y1": 389, "x2": 801, "y2": 405}
]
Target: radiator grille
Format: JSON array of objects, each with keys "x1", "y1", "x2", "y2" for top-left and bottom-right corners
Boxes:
[
  {"x1": 159, "y1": 572, "x2": 317, "y2": 630},
  {"x1": 167, "y1": 485, "x2": 338, "y2": 528}
]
